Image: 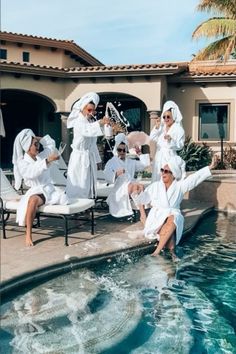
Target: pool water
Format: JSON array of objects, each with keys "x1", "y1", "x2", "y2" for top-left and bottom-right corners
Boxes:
[{"x1": 1, "y1": 212, "x2": 236, "y2": 354}]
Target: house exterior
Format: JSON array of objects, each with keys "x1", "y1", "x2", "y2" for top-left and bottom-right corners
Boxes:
[{"x1": 1, "y1": 31, "x2": 236, "y2": 167}]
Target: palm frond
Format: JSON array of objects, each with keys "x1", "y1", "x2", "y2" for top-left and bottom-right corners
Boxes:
[
  {"x1": 193, "y1": 36, "x2": 236, "y2": 60},
  {"x1": 225, "y1": 37, "x2": 236, "y2": 58},
  {"x1": 197, "y1": 0, "x2": 236, "y2": 18},
  {"x1": 192, "y1": 18, "x2": 236, "y2": 39}
]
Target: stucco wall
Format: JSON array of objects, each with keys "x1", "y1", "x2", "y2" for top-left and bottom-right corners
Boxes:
[
  {"x1": 168, "y1": 83, "x2": 236, "y2": 143},
  {"x1": 1, "y1": 74, "x2": 66, "y2": 111},
  {"x1": 1, "y1": 42, "x2": 79, "y2": 68},
  {"x1": 64, "y1": 77, "x2": 164, "y2": 113}
]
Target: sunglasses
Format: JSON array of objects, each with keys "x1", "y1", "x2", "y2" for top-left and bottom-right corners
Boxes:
[
  {"x1": 163, "y1": 115, "x2": 172, "y2": 120},
  {"x1": 160, "y1": 168, "x2": 172, "y2": 175},
  {"x1": 117, "y1": 148, "x2": 126, "y2": 153},
  {"x1": 87, "y1": 108, "x2": 96, "y2": 113}
]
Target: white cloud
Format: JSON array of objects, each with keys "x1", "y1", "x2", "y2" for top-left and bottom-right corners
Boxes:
[{"x1": 1, "y1": 0, "x2": 210, "y2": 64}]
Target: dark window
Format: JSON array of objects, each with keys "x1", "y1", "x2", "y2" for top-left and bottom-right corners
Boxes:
[
  {"x1": 0, "y1": 49, "x2": 7, "y2": 59},
  {"x1": 22, "y1": 51, "x2": 30, "y2": 62},
  {"x1": 199, "y1": 103, "x2": 229, "y2": 141}
]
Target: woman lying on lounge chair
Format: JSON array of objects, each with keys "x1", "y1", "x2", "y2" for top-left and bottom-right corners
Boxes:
[{"x1": 12, "y1": 129, "x2": 68, "y2": 246}]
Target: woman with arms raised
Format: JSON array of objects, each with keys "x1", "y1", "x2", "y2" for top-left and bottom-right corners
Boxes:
[
  {"x1": 137, "y1": 154, "x2": 217, "y2": 259},
  {"x1": 150, "y1": 100, "x2": 185, "y2": 182},
  {"x1": 66, "y1": 92, "x2": 110, "y2": 199}
]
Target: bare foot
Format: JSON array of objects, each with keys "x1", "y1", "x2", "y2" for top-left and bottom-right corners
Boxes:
[
  {"x1": 170, "y1": 250, "x2": 180, "y2": 263},
  {"x1": 151, "y1": 248, "x2": 161, "y2": 257},
  {"x1": 25, "y1": 237, "x2": 34, "y2": 247}
]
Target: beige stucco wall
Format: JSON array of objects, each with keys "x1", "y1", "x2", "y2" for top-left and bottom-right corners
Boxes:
[
  {"x1": 1, "y1": 42, "x2": 79, "y2": 68},
  {"x1": 64, "y1": 77, "x2": 164, "y2": 113},
  {"x1": 1, "y1": 74, "x2": 66, "y2": 110},
  {"x1": 168, "y1": 83, "x2": 236, "y2": 143},
  {"x1": 2, "y1": 74, "x2": 166, "y2": 116},
  {"x1": 2, "y1": 71, "x2": 236, "y2": 146}
]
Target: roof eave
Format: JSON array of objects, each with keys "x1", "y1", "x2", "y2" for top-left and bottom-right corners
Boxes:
[{"x1": 0, "y1": 31, "x2": 103, "y2": 66}]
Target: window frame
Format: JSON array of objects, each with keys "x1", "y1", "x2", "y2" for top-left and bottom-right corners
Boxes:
[
  {"x1": 0, "y1": 48, "x2": 7, "y2": 60},
  {"x1": 198, "y1": 102, "x2": 230, "y2": 142},
  {"x1": 22, "y1": 51, "x2": 30, "y2": 62}
]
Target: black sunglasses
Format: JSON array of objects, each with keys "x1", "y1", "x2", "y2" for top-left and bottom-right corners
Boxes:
[
  {"x1": 160, "y1": 168, "x2": 172, "y2": 174},
  {"x1": 117, "y1": 148, "x2": 126, "y2": 153},
  {"x1": 163, "y1": 115, "x2": 172, "y2": 120}
]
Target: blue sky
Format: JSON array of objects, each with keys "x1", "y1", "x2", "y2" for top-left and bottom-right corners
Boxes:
[{"x1": 1, "y1": 0, "x2": 211, "y2": 65}]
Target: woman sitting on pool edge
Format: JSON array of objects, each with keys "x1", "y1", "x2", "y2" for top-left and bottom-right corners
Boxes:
[{"x1": 135, "y1": 154, "x2": 218, "y2": 259}]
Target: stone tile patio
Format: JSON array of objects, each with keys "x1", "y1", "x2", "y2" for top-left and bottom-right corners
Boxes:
[{"x1": 1, "y1": 199, "x2": 213, "y2": 288}]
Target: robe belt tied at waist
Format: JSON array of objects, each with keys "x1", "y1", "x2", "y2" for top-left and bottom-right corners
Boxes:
[{"x1": 71, "y1": 146, "x2": 96, "y2": 168}]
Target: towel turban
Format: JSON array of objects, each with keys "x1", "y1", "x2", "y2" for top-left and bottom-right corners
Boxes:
[
  {"x1": 67, "y1": 92, "x2": 100, "y2": 128},
  {"x1": 162, "y1": 155, "x2": 185, "y2": 181},
  {"x1": 112, "y1": 133, "x2": 128, "y2": 155},
  {"x1": 161, "y1": 101, "x2": 183, "y2": 124},
  {"x1": 12, "y1": 128, "x2": 35, "y2": 190}
]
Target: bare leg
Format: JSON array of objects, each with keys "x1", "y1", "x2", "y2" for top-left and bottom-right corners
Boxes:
[
  {"x1": 25, "y1": 195, "x2": 44, "y2": 246},
  {"x1": 165, "y1": 235, "x2": 179, "y2": 261},
  {"x1": 151, "y1": 216, "x2": 176, "y2": 256},
  {"x1": 138, "y1": 204, "x2": 146, "y2": 225},
  {"x1": 128, "y1": 183, "x2": 145, "y2": 224}
]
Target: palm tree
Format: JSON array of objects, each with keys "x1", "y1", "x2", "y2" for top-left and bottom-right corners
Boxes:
[{"x1": 192, "y1": 0, "x2": 236, "y2": 61}]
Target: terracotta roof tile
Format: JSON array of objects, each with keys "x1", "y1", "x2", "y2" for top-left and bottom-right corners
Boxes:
[
  {"x1": 0, "y1": 31, "x2": 103, "y2": 66},
  {"x1": 0, "y1": 30, "x2": 74, "y2": 44},
  {"x1": 0, "y1": 60, "x2": 66, "y2": 71}
]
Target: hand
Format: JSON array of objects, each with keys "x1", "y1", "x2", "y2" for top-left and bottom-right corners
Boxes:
[
  {"x1": 116, "y1": 168, "x2": 125, "y2": 177},
  {"x1": 155, "y1": 117, "x2": 161, "y2": 129},
  {"x1": 47, "y1": 153, "x2": 60, "y2": 164},
  {"x1": 164, "y1": 134, "x2": 171, "y2": 142},
  {"x1": 100, "y1": 116, "x2": 110, "y2": 126},
  {"x1": 209, "y1": 155, "x2": 218, "y2": 170},
  {"x1": 134, "y1": 145, "x2": 141, "y2": 155}
]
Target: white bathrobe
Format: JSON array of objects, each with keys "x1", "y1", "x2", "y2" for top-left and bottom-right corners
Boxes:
[
  {"x1": 16, "y1": 135, "x2": 68, "y2": 226},
  {"x1": 104, "y1": 154, "x2": 150, "y2": 217},
  {"x1": 137, "y1": 166, "x2": 211, "y2": 244},
  {"x1": 66, "y1": 113, "x2": 103, "y2": 199},
  {"x1": 150, "y1": 122, "x2": 185, "y2": 182}
]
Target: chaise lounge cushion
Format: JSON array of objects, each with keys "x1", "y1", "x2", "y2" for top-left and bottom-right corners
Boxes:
[
  {"x1": 4, "y1": 198, "x2": 94, "y2": 215},
  {"x1": 38, "y1": 198, "x2": 95, "y2": 215}
]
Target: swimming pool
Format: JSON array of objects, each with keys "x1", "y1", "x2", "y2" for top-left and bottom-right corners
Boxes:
[{"x1": 1, "y1": 212, "x2": 236, "y2": 353}]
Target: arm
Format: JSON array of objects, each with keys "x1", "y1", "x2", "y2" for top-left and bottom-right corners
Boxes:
[
  {"x1": 18, "y1": 158, "x2": 48, "y2": 180},
  {"x1": 103, "y1": 160, "x2": 117, "y2": 184},
  {"x1": 78, "y1": 120, "x2": 103, "y2": 137},
  {"x1": 150, "y1": 125, "x2": 163, "y2": 141},
  {"x1": 75, "y1": 116, "x2": 110, "y2": 138},
  {"x1": 133, "y1": 183, "x2": 153, "y2": 206},
  {"x1": 166, "y1": 126, "x2": 185, "y2": 151},
  {"x1": 134, "y1": 154, "x2": 150, "y2": 172},
  {"x1": 38, "y1": 135, "x2": 56, "y2": 159},
  {"x1": 181, "y1": 155, "x2": 217, "y2": 194}
]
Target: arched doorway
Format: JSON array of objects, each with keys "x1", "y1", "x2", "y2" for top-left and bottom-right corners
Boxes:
[
  {"x1": 97, "y1": 92, "x2": 148, "y2": 132},
  {"x1": 0, "y1": 89, "x2": 61, "y2": 169},
  {"x1": 98, "y1": 92, "x2": 148, "y2": 164}
]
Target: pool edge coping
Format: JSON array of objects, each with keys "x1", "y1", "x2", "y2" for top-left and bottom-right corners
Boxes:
[{"x1": 0, "y1": 206, "x2": 216, "y2": 297}]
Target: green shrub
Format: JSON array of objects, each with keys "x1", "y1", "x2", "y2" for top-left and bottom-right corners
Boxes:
[
  {"x1": 218, "y1": 143, "x2": 236, "y2": 169},
  {"x1": 178, "y1": 136, "x2": 212, "y2": 171}
]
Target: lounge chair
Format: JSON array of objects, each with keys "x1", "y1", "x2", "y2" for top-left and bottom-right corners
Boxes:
[
  {"x1": 0, "y1": 169, "x2": 95, "y2": 246},
  {"x1": 96, "y1": 170, "x2": 114, "y2": 208}
]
